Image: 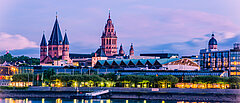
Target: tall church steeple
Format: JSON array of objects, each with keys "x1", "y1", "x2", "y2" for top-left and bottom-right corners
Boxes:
[
  {"x1": 48, "y1": 17, "x2": 63, "y2": 45},
  {"x1": 63, "y1": 31, "x2": 69, "y2": 45},
  {"x1": 40, "y1": 32, "x2": 47, "y2": 61},
  {"x1": 101, "y1": 10, "x2": 118, "y2": 56},
  {"x1": 48, "y1": 16, "x2": 63, "y2": 58},
  {"x1": 62, "y1": 31, "x2": 70, "y2": 61}
]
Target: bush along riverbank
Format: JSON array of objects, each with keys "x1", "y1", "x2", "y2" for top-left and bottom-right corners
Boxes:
[{"x1": 11, "y1": 72, "x2": 240, "y2": 89}]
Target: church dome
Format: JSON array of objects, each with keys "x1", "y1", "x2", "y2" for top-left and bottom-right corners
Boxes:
[{"x1": 208, "y1": 34, "x2": 217, "y2": 45}]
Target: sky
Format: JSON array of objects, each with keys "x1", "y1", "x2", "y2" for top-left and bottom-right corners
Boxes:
[{"x1": 1, "y1": 0, "x2": 240, "y2": 57}]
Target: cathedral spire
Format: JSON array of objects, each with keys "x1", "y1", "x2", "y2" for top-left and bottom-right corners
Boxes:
[
  {"x1": 108, "y1": 9, "x2": 111, "y2": 19},
  {"x1": 63, "y1": 30, "x2": 69, "y2": 45},
  {"x1": 40, "y1": 31, "x2": 47, "y2": 46},
  {"x1": 49, "y1": 15, "x2": 63, "y2": 45},
  {"x1": 56, "y1": 12, "x2": 58, "y2": 18},
  {"x1": 100, "y1": 11, "x2": 118, "y2": 56}
]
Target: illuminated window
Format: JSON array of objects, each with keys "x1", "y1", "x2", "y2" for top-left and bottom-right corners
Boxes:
[{"x1": 231, "y1": 67, "x2": 236, "y2": 70}]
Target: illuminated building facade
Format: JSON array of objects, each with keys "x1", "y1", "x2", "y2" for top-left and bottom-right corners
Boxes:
[
  {"x1": 200, "y1": 34, "x2": 240, "y2": 76},
  {"x1": 200, "y1": 33, "x2": 230, "y2": 71},
  {"x1": 230, "y1": 43, "x2": 240, "y2": 76}
]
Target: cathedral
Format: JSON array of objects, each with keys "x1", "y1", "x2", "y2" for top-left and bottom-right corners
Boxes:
[
  {"x1": 40, "y1": 11, "x2": 135, "y2": 66},
  {"x1": 100, "y1": 11, "x2": 134, "y2": 57},
  {"x1": 40, "y1": 16, "x2": 72, "y2": 66}
]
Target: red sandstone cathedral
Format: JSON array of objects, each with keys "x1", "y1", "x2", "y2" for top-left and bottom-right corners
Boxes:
[
  {"x1": 40, "y1": 11, "x2": 134, "y2": 66},
  {"x1": 40, "y1": 16, "x2": 72, "y2": 66}
]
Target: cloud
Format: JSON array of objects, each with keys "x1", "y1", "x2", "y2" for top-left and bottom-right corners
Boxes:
[
  {"x1": 148, "y1": 32, "x2": 239, "y2": 56},
  {"x1": 118, "y1": 6, "x2": 240, "y2": 48},
  {"x1": 0, "y1": 32, "x2": 38, "y2": 51},
  {"x1": 1, "y1": 1, "x2": 240, "y2": 57}
]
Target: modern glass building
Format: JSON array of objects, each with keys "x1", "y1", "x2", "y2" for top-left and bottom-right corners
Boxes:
[
  {"x1": 230, "y1": 43, "x2": 240, "y2": 76},
  {"x1": 200, "y1": 49, "x2": 229, "y2": 71},
  {"x1": 200, "y1": 34, "x2": 240, "y2": 76}
]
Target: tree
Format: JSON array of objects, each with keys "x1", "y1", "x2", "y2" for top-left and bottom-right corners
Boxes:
[
  {"x1": 228, "y1": 76, "x2": 240, "y2": 89},
  {"x1": 44, "y1": 68, "x2": 56, "y2": 83},
  {"x1": 12, "y1": 73, "x2": 33, "y2": 82}
]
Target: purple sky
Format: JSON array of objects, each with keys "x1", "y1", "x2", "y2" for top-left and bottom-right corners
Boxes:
[{"x1": 1, "y1": 0, "x2": 240, "y2": 57}]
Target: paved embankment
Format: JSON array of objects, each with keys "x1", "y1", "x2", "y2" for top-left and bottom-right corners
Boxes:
[{"x1": 0, "y1": 87, "x2": 240, "y2": 102}]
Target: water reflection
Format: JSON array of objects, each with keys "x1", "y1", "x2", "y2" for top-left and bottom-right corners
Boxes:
[{"x1": 0, "y1": 98, "x2": 226, "y2": 103}]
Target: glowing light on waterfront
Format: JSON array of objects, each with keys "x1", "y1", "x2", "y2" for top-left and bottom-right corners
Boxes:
[
  {"x1": 42, "y1": 98, "x2": 45, "y2": 103},
  {"x1": 56, "y1": 98, "x2": 62, "y2": 103},
  {"x1": 144, "y1": 100, "x2": 146, "y2": 103},
  {"x1": 126, "y1": 100, "x2": 128, "y2": 103},
  {"x1": 106, "y1": 99, "x2": 111, "y2": 103},
  {"x1": 162, "y1": 100, "x2": 165, "y2": 103},
  {"x1": 74, "y1": 99, "x2": 77, "y2": 103},
  {"x1": 100, "y1": 100, "x2": 103, "y2": 103}
]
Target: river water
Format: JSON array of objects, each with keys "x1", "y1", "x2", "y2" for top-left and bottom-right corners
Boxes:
[{"x1": 0, "y1": 98, "x2": 226, "y2": 103}]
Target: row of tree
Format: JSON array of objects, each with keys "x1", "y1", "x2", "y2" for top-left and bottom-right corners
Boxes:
[
  {"x1": 191, "y1": 76, "x2": 240, "y2": 89},
  {"x1": 11, "y1": 70, "x2": 240, "y2": 89}
]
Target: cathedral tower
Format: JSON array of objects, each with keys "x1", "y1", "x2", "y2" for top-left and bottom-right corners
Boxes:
[
  {"x1": 129, "y1": 43, "x2": 134, "y2": 56},
  {"x1": 62, "y1": 32, "x2": 70, "y2": 61},
  {"x1": 48, "y1": 16, "x2": 63, "y2": 58},
  {"x1": 40, "y1": 14, "x2": 71, "y2": 66},
  {"x1": 40, "y1": 32, "x2": 47, "y2": 61},
  {"x1": 101, "y1": 10, "x2": 118, "y2": 56},
  {"x1": 119, "y1": 44, "x2": 125, "y2": 56}
]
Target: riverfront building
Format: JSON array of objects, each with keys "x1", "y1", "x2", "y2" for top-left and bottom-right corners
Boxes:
[
  {"x1": 229, "y1": 43, "x2": 240, "y2": 76},
  {"x1": 200, "y1": 34, "x2": 229, "y2": 71},
  {"x1": 140, "y1": 53, "x2": 178, "y2": 59},
  {"x1": 200, "y1": 34, "x2": 240, "y2": 76},
  {"x1": 94, "y1": 58, "x2": 199, "y2": 71}
]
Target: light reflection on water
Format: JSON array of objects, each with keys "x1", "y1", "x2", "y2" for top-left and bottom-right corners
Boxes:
[{"x1": 0, "y1": 98, "x2": 225, "y2": 103}]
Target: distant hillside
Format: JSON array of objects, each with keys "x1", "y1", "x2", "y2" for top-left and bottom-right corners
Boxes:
[{"x1": 0, "y1": 53, "x2": 40, "y2": 65}]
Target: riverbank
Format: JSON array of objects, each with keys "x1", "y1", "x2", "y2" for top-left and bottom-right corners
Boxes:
[{"x1": 1, "y1": 87, "x2": 240, "y2": 102}]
